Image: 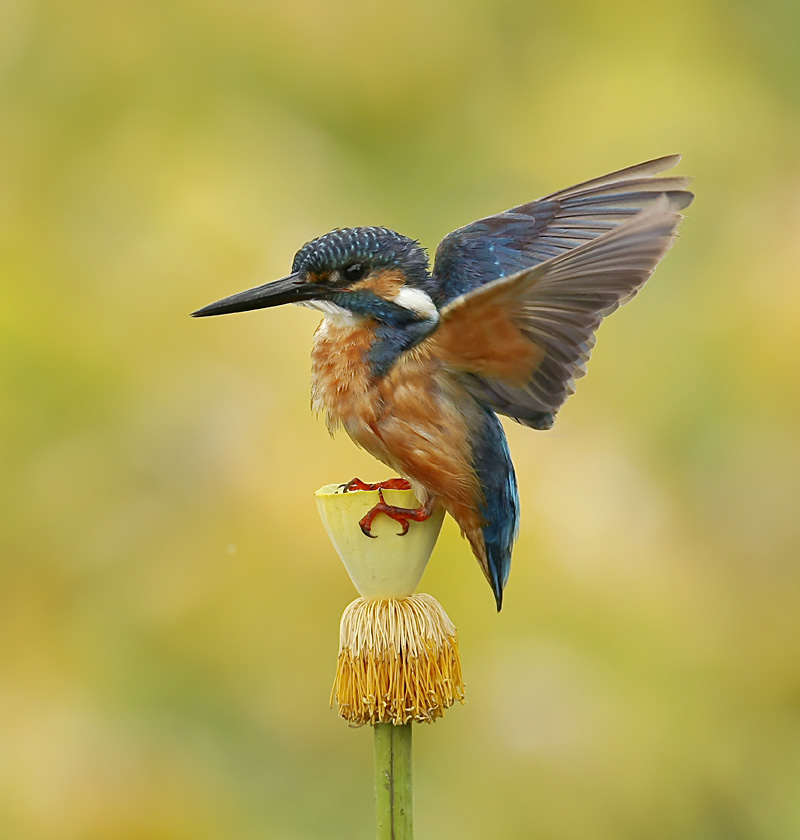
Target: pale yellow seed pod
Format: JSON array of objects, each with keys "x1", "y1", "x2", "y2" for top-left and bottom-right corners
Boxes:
[
  {"x1": 315, "y1": 484, "x2": 445, "y2": 599},
  {"x1": 316, "y1": 484, "x2": 464, "y2": 725}
]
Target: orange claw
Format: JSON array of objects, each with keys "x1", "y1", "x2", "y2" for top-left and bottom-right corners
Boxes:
[
  {"x1": 342, "y1": 477, "x2": 412, "y2": 492},
  {"x1": 358, "y1": 489, "x2": 431, "y2": 538}
]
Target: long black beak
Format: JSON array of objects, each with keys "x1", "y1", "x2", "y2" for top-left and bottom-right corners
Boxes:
[{"x1": 191, "y1": 273, "x2": 326, "y2": 317}]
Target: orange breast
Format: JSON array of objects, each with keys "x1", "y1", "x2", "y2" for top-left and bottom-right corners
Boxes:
[{"x1": 310, "y1": 318, "x2": 486, "y2": 545}]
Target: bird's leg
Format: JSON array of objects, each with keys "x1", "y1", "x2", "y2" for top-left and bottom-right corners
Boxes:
[
  {"x1": 341, "y1": 477, "x2": 429, "y2": 537},
  {"x1": 359, "y1": 489, "x2": 431, "y2": 538},
  {"x1": 341, "y1": 477, "x2": 411, "y2": 492}
]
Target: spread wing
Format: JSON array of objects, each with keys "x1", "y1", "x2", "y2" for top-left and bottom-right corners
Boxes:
[
  {"x1": 432, "y1": 154, "x2": 691, "y2": 306},
  {"x1": 428, "y1": 192, "x2": 692, "y2": 429}
]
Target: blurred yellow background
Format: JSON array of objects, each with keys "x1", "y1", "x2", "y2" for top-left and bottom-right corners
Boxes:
[{"x1": 2, "y1": 0, "x2": 799, "y2": 837}]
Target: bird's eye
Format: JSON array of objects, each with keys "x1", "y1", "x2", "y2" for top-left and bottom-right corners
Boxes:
[{"x1": 343, "y1": 263, "x2": 367, "y2": 282}]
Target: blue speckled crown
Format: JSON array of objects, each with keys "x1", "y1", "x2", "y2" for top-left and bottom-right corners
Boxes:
[{"x1": 292, "y1": 227, "x2": 431, "y2": 289}]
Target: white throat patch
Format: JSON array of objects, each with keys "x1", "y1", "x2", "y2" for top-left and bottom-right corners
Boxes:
[{"x1": 296, "y1": 299, "x2": 364, "y2": 327}]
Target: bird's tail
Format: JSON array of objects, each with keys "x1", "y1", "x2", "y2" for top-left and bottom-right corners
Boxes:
[{"x1": 468, "y1": 409, "x2": 520, "y2": 611}]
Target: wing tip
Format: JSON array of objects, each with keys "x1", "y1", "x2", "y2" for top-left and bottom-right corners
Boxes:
[
  {"x1": 672, "y1": 189, "x2": 695, "y2": 211},
  {"x1": 545, "y1": 154, "x2": 689, "y2": 201},
  {"x1": 653, "y1": 152, "x2": 682, "y2": 168}
]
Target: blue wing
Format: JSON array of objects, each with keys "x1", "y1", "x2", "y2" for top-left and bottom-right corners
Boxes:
[
  {"x1": 432, "y1": 155, "x2": 691, "y2": 305},
  {"x1": 432, "y1": 193, "x2": 692, "y2": 430},
  {"x1": 472, "y1": 408, "x2": 519, "y2": 611}
]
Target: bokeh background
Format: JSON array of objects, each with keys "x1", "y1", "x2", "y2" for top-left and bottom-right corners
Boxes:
[{"x1": 2, "y1": 0, "x2": 799, "y2": 837}]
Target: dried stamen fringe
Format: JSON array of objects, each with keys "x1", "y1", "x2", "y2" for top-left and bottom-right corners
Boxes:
[{"x1": 332, "y1": 594, "x2": 465, "y2": 725}]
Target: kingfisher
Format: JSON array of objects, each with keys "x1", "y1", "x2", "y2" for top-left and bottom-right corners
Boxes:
[{"x1": 193, "y1": 155, "x2": 693, "y2": 610}]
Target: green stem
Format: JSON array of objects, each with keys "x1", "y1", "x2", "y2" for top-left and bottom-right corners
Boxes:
[{"x1": 374, "y1": 722, "x2": 413, "y2": 840}]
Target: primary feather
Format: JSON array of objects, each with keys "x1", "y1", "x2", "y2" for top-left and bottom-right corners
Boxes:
[{"x1": 432, "y1": 154, "x2": 691, "y2": 305}]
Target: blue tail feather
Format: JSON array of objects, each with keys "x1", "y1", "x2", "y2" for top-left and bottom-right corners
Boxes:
[{"x1": 472, "y1": 410, "x2": 519, "y2": 610}]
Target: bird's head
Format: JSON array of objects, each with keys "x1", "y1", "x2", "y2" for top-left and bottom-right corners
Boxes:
[{"x1": 192, "y1": 227, "x2": 437, "y2": 326}]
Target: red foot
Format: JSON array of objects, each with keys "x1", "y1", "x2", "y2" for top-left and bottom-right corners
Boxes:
[
  {"x1": 358, "y1": 489, "x2": 431, "y2": 538},
  {"x1": 341, "y1": 477, "x2": 411, "y2": 492}
]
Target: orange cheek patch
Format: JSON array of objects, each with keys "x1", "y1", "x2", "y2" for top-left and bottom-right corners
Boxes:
[{"x1": 353, "y1": 269, "x2": 407, "y2": 299}]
